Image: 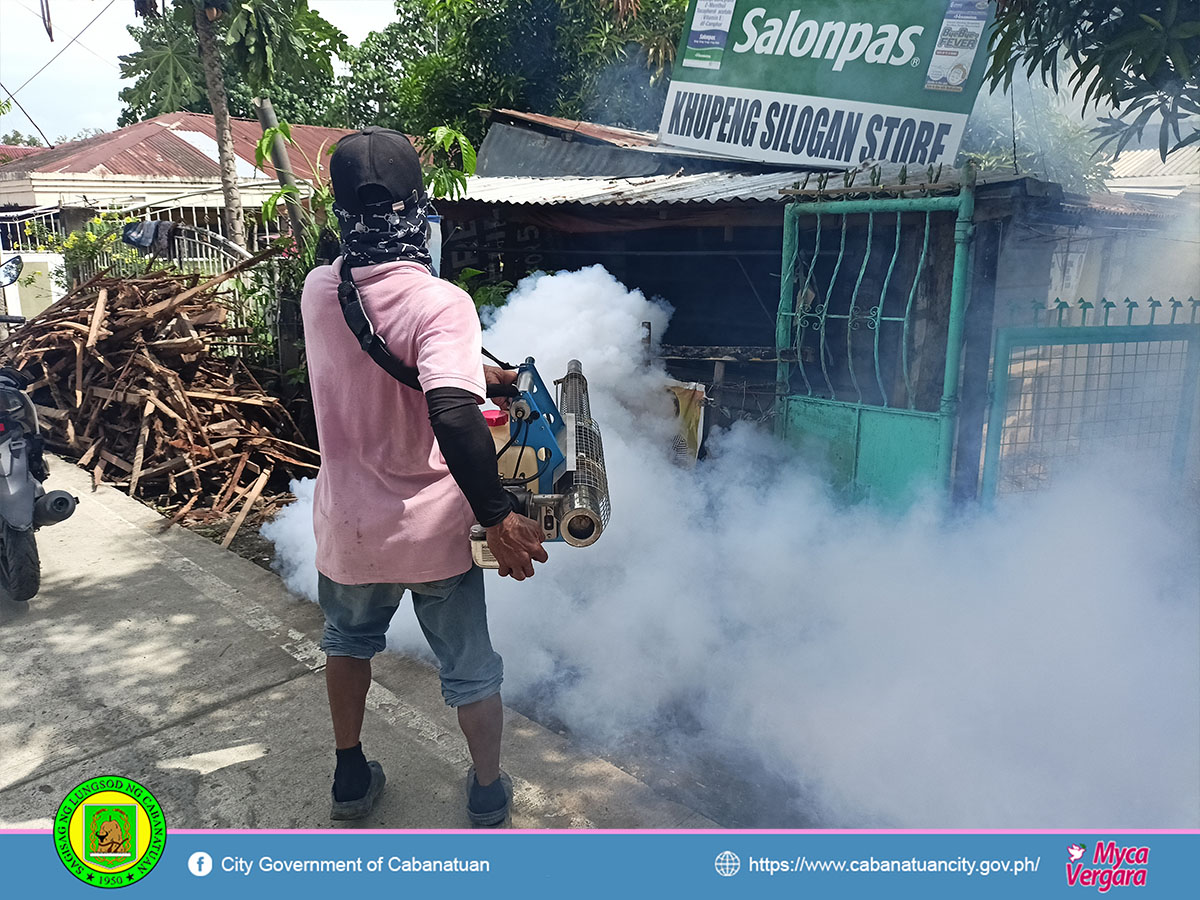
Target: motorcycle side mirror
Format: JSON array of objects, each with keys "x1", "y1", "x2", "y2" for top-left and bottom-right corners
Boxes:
[{"x1": 0, "y1": 256, "x2": 23, "y2": 289}]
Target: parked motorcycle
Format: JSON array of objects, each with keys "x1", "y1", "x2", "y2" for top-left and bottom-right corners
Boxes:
[{"x1": 0, "y1": 255, "x2": 77, "y2": 601}]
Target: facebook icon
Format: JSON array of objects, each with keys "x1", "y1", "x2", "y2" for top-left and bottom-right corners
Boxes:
[{"x1": 188, "y1": 852, "x2": 213, "y2": 877}]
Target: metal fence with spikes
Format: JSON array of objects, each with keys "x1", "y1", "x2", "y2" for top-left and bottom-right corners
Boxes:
[
  {"x1": 981, "y1": 297, "x2": 1200, "y2": 497},
  {"x1": 1032, "y1": 296, "x2": 1200, "y2": 328},
  {"x1": 774, "y1": 172, "x2": 1199, "y2": 504}
]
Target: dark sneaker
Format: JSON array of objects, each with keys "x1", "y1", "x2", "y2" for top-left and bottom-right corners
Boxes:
[
  {"x1": 466, "y1": 767, "x2": 512, "y2": 827},
  {"x1": 330, "y1": 760, "x2": 385, "y2": 820}
]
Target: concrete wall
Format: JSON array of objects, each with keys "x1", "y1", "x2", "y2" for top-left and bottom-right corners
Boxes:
[{"x1": 0, "y1": 252, "x2": 63, "y2": 319}]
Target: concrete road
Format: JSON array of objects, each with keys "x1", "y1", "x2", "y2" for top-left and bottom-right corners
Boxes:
[{"x1": 0, "y1": 460, "x2": 712, "y2": 829}]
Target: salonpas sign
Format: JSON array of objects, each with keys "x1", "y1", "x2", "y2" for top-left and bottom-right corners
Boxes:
[{"x1": 658, "y1": 0, "x2": 994, "y2": 167}]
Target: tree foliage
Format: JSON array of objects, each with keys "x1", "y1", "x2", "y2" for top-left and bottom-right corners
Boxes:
[
  {"x1": 56, "y1": 128, "x2": 109, "y2": 144},
  {"x1": 420, "y1": 125, "x2": 479, "y2": 198},
  {"x1": 959, "y1": 85, "x2": 1113, "y2": 194},
  {"x1": 1, "y1": 130, "x2": 44, "y2": 147},
  {"x1": 119, "y1": 3, "x2": 203, "y2": 121},
  {"x1": 335, "y1": 0, "x2": 687, "y2": 141},
  {"x1": 987, "y1": 1, "x2": 1200, "y2": 158},
  {"x1": 0, "y1": 99, "x2": 44, "y2": 152},
  {"x1": 119, "y1": 0, "x2": 687, "y2": 138},
  {"x1": 222, "y1": 0, "x2": 345, "y2": 93},
  {"x1": 119, "y1": 0, "x2": 346, "y2": 126}
]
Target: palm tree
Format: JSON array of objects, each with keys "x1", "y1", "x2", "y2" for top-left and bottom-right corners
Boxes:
[
  {"x1": 190, "y1": 2, "x2": 245, "y2": 247},
  {"x1": 129, "y1": 1, "x2": 345, "y2": 248}
]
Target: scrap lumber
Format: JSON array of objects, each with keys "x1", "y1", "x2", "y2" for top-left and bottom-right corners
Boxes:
[
  {"x1": 160, "y1": 490, "x2": 202, "y2": 533},
  {"x1": 2, "y1": 257, "x2": 319, "y2": 536},
  {"x1": 221, "y1": 467, "x2": 272, "y2": 548},
  {"x1": 85, "y1": 289, "x2": 108, "y2": 349},
  {"x1": 129, "y1": 400, "x2": 154, "y2": 497}
]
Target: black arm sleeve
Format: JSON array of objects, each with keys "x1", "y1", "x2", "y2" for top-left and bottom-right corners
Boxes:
[{"x1": 426, "y1": 387, "x2": 515, "y2": 528}]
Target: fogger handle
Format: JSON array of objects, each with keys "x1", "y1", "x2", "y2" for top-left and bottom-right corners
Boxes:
[
  {"x1": 485, "y1": 382, "x2": 518, "y2": 400},
  {"x1": 468, "y1": 490, "x2": 531, "y2": 569},
  {"x1": 470, "y1": 524, "x2": 499, "y2": 569}
]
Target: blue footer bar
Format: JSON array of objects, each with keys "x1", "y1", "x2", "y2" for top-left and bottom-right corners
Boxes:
[{"x1": 3, "y1": 831, "x2": 1197, "y2": 898}]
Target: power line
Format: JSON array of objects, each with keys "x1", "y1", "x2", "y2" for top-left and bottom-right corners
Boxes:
[
  {"x1": 0, "y1": 79, "x2": 53, "y2": 146},
  {"x1": 8, "y1": 0, "x2": 118, "y2": 99},
  {"x1": 12, "y1": 0, "x2": 120, "y2": 71},
  {"x1": 1025, "y1": 78, "x2": 1053, "y2": 184}
]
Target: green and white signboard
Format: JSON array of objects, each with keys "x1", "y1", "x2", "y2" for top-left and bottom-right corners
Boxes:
[{"x1": 660, "y1": 0, "x2": 995, "y2": 167}]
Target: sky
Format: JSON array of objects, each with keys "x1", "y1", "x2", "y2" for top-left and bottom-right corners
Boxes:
[{"x1": 0, "y1": 0, "x2": 395, "y2": 144}]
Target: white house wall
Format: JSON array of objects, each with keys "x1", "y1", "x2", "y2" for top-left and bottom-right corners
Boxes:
[{"x1": 0, "y1": 172, "x2": 289, "y2": 212}]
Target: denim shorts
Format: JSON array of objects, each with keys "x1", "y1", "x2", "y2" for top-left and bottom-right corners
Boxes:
[{"x1": 317, "y1": 566, "x2": 503, "y2": 708}]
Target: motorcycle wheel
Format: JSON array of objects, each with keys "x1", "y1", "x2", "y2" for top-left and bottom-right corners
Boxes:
[{"x1": 0, "y1": 524, "x2": 40, "y2": 602}]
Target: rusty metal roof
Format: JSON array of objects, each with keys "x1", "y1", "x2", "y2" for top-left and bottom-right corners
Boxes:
[
  {"x1": 0, "y1": 146, "x2": 47, "y2": 163},
  {"x1": 490, "y1": 109, "x2": 658, "y2": 149},
  {"x1": 0, "y1": 112, "x2": 353, "y2": 182}
]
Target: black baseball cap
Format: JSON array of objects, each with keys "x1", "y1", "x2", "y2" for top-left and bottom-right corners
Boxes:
[{"x1": 330, "y1": 127, "x2": 424, "y2": 214}]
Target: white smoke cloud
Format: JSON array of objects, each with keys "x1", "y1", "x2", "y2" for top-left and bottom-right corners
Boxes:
[
  {"x1": 262, "y1": 265, "x2": 1200, "y2": 828},
  {"x1": 262, "y1": 475, "x2": 318, "y2": 602}
]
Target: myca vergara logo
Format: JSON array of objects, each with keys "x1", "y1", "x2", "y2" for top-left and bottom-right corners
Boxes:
[
  {"x1": 54, "y1": 776, "x2": 166, "y2": 888},
  {"x1": 1066, "y1": 841, "x2": 1149, "y2": 893}
]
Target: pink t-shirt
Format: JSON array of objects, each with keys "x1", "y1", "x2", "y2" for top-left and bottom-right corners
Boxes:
[{"x1": 300, "y1": 257, "x2": 485, "y2": 584}]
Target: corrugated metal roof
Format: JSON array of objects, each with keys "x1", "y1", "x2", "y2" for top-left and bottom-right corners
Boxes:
[
  {"x1": 453, "y1": 171, "x2": 814, "y2": 206},
  {"x1": 1108, "y1": 147, "x2": 1200, "y2": 180},
  {"x1": 0, "y1": 113, "x2": 353, "y2": 182},
  {"x1": 0, "y1": 146, "x2": 47, "y2": 162},
  {"x1": 491, "y1": 109, "x2": 658, "y2": 148},
  {"x1": 0, "y1": 117, "x2": 219, "y2": 178},
  {"x1": 487, "y1": 107, "x2": 771, "y2": 163},
  {"x1": 1061, "y1": 192, "x2": 1174, "y2": 219},
  {"x1": 217, "y1": 114, "x2": 350, "y2": 181},
  {"x1": 455, "y1": 171, "x2": 1173, "y2": 221},
  {"x1": 477, "y1": 122, "x2": 693, "y2": 178},
  {"x1": 455, "y1": 167, "x2": 989, "y2": 206}
]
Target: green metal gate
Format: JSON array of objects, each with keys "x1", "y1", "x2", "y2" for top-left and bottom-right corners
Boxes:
[
  {"x1": 981, "y1": 300, "x2": 1200, "y2": 498},
  {"x1": 774, "y1": 181, "x2": 976, "y2": 502}
]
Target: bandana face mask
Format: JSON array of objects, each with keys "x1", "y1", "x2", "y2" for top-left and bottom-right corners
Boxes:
[{"x1": 334, "y1": 189, "x2": 433, "y2": 272}]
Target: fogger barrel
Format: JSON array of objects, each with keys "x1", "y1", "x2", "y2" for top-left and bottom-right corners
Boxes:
[
  {"x1": 556, "y1": 359, "x2": 610, "y2": 547},
  {"x1": 470, "y1": 357, "x2": 611, "y2": 570}
]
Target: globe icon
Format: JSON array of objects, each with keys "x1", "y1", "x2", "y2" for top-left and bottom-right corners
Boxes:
[{"x1": 714, "y1": 850, "x2": 741, "y2": 877}]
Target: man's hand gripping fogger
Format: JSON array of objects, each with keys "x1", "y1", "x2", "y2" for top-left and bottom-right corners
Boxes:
[
  {"x1": 484, "y1": 365, "x2": 517, "y2": 411},
  {"x1": 486, "y1": 512, "x2": 547, "y2": 579}
]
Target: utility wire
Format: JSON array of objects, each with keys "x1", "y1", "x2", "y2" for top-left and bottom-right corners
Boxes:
[
  {"x1": 0, "y1": 79, "x2": 53, "y2": 147},
  {"x1": 1010, "y1": 89, "x2": 1019, "y2": 175},
  {"x1": 1025, "y1": 79, "x2": 1053, "y2": 184},
  {"x1": 13, "y1": 0, "x2": 120, "y2": 70},
  {"x1": 7, "y1": 0, "x2": 117, "y2": 99}
]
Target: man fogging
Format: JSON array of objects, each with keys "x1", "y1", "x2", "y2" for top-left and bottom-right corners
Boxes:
[{"x1": 300, "y1": 128, "x2": 545, "y2": 826}]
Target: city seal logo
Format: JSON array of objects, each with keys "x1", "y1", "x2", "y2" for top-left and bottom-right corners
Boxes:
[{"x1": 53, "y1": 776, "x2": 166, "y2": 888}]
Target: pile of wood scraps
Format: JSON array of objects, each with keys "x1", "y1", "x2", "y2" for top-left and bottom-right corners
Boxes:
[{"x1": 0, "y1": 252, "x2": 318, "y2": 548}]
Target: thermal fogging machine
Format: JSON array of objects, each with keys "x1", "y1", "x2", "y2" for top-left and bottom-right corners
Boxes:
[{"x1": 471, "y1": 357, "x2": 610, "y2": 568}]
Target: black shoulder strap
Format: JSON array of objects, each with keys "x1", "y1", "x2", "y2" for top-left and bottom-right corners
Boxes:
[
  {"x1": 338, "y1": 262, "x2": 424, "y2": 391},
  {"x1": 337, "y1": 263, "x2": 517, "y2": 395},
  {"x1": 482, "y1": 347, "x2": 513, "y2": 369}
]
